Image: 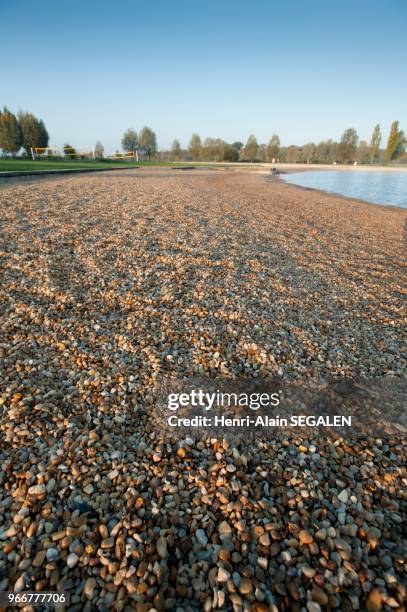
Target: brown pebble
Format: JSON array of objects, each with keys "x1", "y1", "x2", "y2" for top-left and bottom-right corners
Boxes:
[
  {"x1": 299, "y1": 530, "x2": 314, "y2": 545},
  {"x1": 312, "y1": 586, "x2": 329, "y2": 606},
  {"x1": 366, "y1": 588, "x2": 383, "y2": 612}
]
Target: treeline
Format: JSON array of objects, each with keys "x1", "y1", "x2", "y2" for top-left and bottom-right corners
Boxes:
[
  {"x1": 280, "y1": 123, "x2": 406, "y2": 164},
  {"x1": 160, "y1": 122, "x2": 406, "y2": 164},
  {"x1": 120, "y1": 128, "x2": 241, "y2": 162},
  {"x1": 0, "y1": 108, "x2": 49, "y2": 155},
  {"x1": 2, "y1": 109, "x2": 406, "y2": 165}
]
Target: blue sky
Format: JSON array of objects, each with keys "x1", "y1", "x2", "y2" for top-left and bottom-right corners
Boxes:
[{"x1": 1, "y1": 0, "x2": 406, "y2": 152}]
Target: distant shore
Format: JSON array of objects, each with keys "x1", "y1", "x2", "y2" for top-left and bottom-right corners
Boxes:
[{"x1": 256, "y1": 162, "x2": 407, "y2": 174}]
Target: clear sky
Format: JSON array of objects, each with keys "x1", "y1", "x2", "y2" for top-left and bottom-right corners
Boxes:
[{"x1": 2, "y1": 0, "x2": 406, "y2": 152}]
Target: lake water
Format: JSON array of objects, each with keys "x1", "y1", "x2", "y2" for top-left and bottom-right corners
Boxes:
[{"x1": 283, "y1": 170, "x2": 407, "y2": 209}]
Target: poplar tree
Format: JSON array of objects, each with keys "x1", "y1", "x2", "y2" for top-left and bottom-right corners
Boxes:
[
  {"x1": 188, "y1": 133, "x2": 202, "y2": 160},
  {"x1": 171, "y1": 139, "x2": 181, "y2": 160},
  {"x1": 386, "y1": 121, "x2": 406, "y2": 161},
  {"x1": 267, "y1": 134, "x2": 280, "y2": 161},
  {"x1": 18, "y1": 111, "x2": 49, "y2": 156},
  {"x1": 0, "y1": 107, "x2": 22, "y2": 155},
  {"x1": 369, "y1": 124, "x2": 381, "y2": 164},
  {"x1": 94, "y1": 141, "x2": 104, "y2": 159},
  {"x1": 244, "y1": 134, "x2": 258, "y2": 162}
]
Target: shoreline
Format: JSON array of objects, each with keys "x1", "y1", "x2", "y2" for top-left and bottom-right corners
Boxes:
[
  {"x1": 268, "y1": 173, "x2": 407, "y2": 212},
  {"x1": 270, "y1": 162, "x2": 407, "y2": 173}
]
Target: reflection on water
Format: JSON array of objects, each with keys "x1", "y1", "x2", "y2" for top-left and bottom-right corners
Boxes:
[{"x1": 284, "y1": 170, "x2": 407, "y2": 208}]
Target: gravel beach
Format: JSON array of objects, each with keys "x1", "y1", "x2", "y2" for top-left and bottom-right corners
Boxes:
[{"x1": 0, "y1": 169, "x2": 406, "y2": 611}]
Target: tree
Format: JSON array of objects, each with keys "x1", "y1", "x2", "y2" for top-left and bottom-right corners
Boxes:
[
  {"x1": 338, "y1": 128, "x2": 358, "y2": 163},
  {"x1": 232, "y1": 141, "x2": 243, "y2": 151},
  {"x1": 188, "y1": 133, "x2": 202, "y2": 160},
  {"x1": 38, "y1": 121, "x2": 49, "y2": 148},
  {"x1": 201, "y1": 137, "x2": 226, "y2": 161},
  {"x1": 63, "y1": 144, "x2": 76, "y2": 159},
  {"x1": 94, "y1": 141, "x2": 104, "y2": 159},
  {"x1": 222, "y1": 145, "x2": 239, "y2": 162},
  {"x1": 139, "y1": 126, "x2": 157, "y2": 160},
  {"x1": 171, "y1": 139, "x2": 181, "y2": 160},
  {"x1": 284, "y1": 145, "x2": 300, "y2": 163},
  {"x1": 369, "y1": 124, "x2": 381, "y2": 164},
  {"x1": 302, "y1": 142, "x2": 317, "y2": 164},
  {"x1": 386, "y1": 121, "x2": 406, "y2": 161},
  {"x1": 315, "y1": 139, "x2": 336, "y2": 163},
  {"x1": 257, "y1": 144, "x2": 267, "y2": 162},
  {"x1": 244, "y1": 134, "x2": 258, "y2": 161},
  {"x1": 121, "y1": 128, "x2": 138, "y2": 153},
  {"x1": 18, "y1": 111, "x2": 49, "y2": 156},
  {"x1": 356, "y1": 140, "x2": 370, "y2": 164},
  {"x1": 266, "y1": 134, "x2": 280, "y2": 161},
  {"x1": 0, "y1": 107, "x2": 22, "y2": 155}
]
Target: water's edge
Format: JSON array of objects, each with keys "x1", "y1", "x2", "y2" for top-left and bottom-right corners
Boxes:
[{"x1": 282, "y1": 170, "x2": 407, "y2": 209}]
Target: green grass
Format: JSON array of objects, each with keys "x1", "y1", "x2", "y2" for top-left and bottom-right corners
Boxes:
[
  {"x1": 0, "y1": 158, "x2": 258, "y2": 173},
  {"x1": 0, "y1": 159, "x2": 180, "y2": 172}
]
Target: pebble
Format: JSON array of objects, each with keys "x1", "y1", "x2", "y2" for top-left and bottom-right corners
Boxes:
[
  {"x1": 281, "y1": 551, "x2": 291, "y2": 563},
  {"x1": 307, "y1": 603, "x2": 322, "y2": 612},
  {"x1": 302, "y1": 566, "x2": 316, "y2": 578},
  {"x1": 195, "y1": 528, "x2": 209, "y2": 546},
  {"x1": 315, "y1": 528, "x2": 327, "y2": 540},
  {"x1": 259, "y1": 532, "x2": 271, "y2": 546},
  {"x1": 299, "y1": 530, "x2": 313, "y2": 545},
  {"x1": 217, "y1": 568, "x2": 231, "y2": 583},
  {"x1": 27, "y1": 484, "x2": 46, "y2": 497},
  {"x1": 218, "y1": 521, "x2": 232, "y2": 535},
  {"x1": 46, "y1": 548, "x2": 59, "y2": 562},
  {"x1": 312, "y1": 586, "x2": 329, "y2": 606},
  {"x1": 239, "y1": 579, "x2": 253, "y2": 594},
  {"x1": 66, "y1": 552, "x2": 79, "y2": 568},
  {"x1": 338, "y1": 489, "x2": 349, "y2": 504},
  {"x1": 366, "y1": 588, "x2": 382, "y2": 612},
  {"x1": 257, "y1": 557, "x2": 268, "y2": 570},
  {"x1": 157, "y1": 537, "x2": 168, "y2": 559},
  {"x1": 84, "y1": 577, "x2": 96, "y2": 599}
]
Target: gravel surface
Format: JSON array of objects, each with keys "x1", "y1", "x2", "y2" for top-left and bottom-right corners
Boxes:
[{"x1": 0, "y1": 169, "x2": 406, "y2": 611}]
